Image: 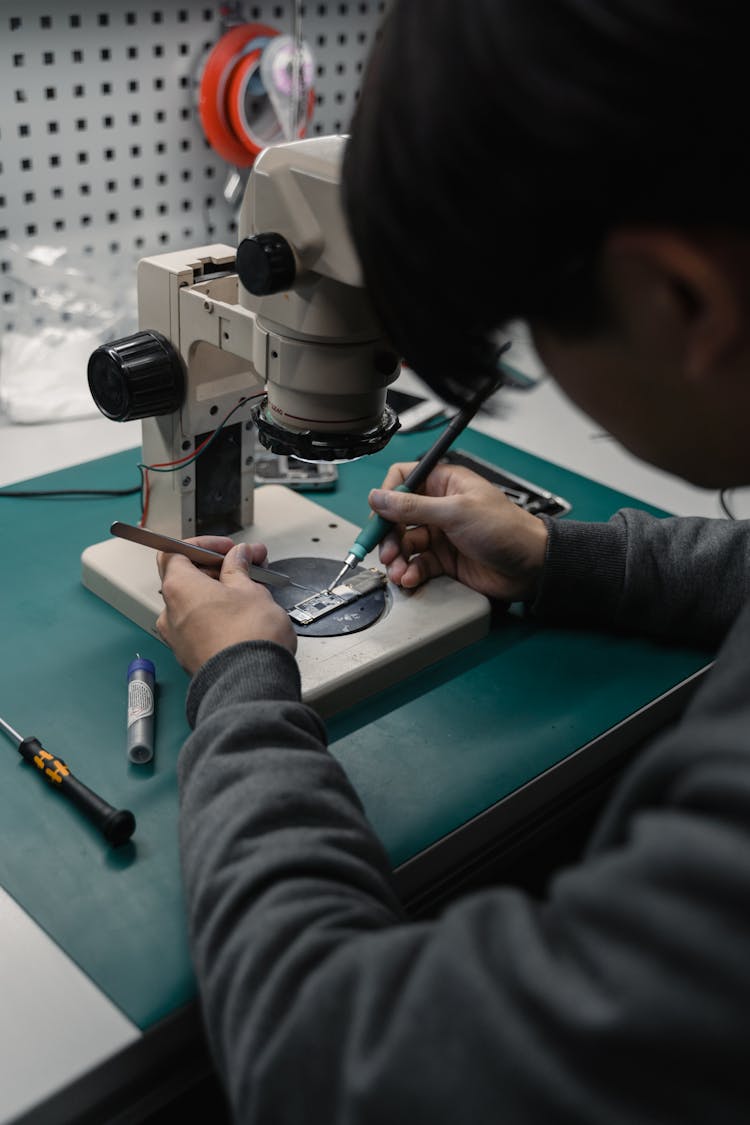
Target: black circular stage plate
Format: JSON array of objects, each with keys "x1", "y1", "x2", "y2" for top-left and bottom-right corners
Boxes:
[{"x1": 271, "y1": 557, "x2": 388, "y2": 637}]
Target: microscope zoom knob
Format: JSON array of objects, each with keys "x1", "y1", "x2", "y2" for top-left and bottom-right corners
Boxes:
[
  {"x1": 237, "y1": 232, "x2": 296, "y2": 296},
  {"x1": 87, "y1": 330, "x2": 185, "y2": 422}
]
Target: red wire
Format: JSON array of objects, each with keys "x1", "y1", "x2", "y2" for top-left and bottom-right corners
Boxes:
[{"x1": 138, "y1": 393, "x2": 264, "y2": 527}]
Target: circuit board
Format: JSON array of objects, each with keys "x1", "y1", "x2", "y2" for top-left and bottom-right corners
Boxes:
[{"x1": 270, "y1": 557, "x2": 389, "y2": 637}]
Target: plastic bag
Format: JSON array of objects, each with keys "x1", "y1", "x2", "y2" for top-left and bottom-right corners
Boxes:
[{"x1": 0, "y1": 243, "x2": 138, "y2": 424}]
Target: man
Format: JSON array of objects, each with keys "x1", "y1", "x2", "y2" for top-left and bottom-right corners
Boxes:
[{"x1": 157, "y1": 1, "x2": 750, "y2": 1120}]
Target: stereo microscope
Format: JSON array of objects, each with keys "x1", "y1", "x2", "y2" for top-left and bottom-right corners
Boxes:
[{"x1": 82, "y1": 136, "x2": 489, "y2": 716}]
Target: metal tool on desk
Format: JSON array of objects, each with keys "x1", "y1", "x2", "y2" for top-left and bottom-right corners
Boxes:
[
  {"x1": 0, "y1": 714, "x2": 135, "y2": 847},
  {"x1": 80, "y1": 136, "x2": 493, "y2": 716},
  {"x1": 327, "y1": 371, "x2": 505, "y2": 591}
]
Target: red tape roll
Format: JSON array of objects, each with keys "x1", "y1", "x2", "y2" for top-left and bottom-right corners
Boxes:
[
  {"x1": 199, "y1": 23, "x2": 314, "y2": 168},
  {"x1": 226, "y1": 48, "x2": 271, "y2": 159}
]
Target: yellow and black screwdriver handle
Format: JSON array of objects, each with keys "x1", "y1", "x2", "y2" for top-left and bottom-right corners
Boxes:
[{"x1": 18, "y1": 736, "x2": 136, "y2": 847}]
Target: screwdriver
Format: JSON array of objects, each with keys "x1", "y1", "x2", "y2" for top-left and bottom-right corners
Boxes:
[
  {"x1": 0, "y1": 714, "x2": 136, "y2": 847},
  {"x1": 326, "y1": 367, "x2": 506, "y2": 591}
]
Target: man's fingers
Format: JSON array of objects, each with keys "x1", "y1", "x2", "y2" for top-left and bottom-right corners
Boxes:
[
  {"x1": 379, "y1": 461, "x2": 416, "y2": 491},
  {"x1": 158, "y1": 539, "x2": 268, "y2": 583},
  {"x1": 378, "y1": 527, "x2": 403, "y2": 566},
  {"x1": 369, "y1": 487, "x2": 461, "y2": 530},
  {"x1": 179, "y1": 534, "x2": 268, "y2": 563},
  {"x1": 220, "y1": 543, "x2": 276, "y2": 596},
  {"x1": 219, "y1": 543, "x2": 253, "y2": 587},
  {"x1": 183, "y1": 534, "x2": 236, "y2": 553},
  {"x1": 158, "y1": 551, "x2": 208, "y2": 589},
  {"x1": 381, "y1": 524, "x2": 431, "y2": 566},
  {"x1": 399, "y1": 525, "x2": 432, "y2": 558},
  {"x1": 400, "y1": 550, "x2": 444, "y2": 589},
  {"x1": 155, "y1": 608, "x2": 169, "y2": 643}
]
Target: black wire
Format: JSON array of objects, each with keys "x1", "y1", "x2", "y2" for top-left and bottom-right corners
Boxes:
[
  {"x1": 719, "y1": 488, "x2": 736, "y2": 519},
  {"x1": 0, "y1": 485, "x2": 141, "y2": 498},
  {"x1": 0, "y1": 399, "x2": 447, "y2": 497},
  {"x1": 0, "y1": 394, "x2": 259, "y2": 509}
]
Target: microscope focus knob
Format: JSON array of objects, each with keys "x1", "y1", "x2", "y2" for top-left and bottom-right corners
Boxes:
[
  {"x1": 237, "y1": 232, "x2": 296, "y2": 296},
  {"x1": 87, "y1": 330, "x2": 185, "y2": 422}
]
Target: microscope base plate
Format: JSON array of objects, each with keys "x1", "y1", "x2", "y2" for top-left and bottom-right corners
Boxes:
[{"x1": 81, "y1": 485, "x2": 490, "y2": 718}]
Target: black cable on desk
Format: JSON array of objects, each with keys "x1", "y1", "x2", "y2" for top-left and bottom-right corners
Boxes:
[{"x1": 0, "y1": 485, "x2": 141, "y2": 498}]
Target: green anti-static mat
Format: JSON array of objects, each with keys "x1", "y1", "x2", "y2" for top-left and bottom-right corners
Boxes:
[{"x1": 0, "y1": 428, "x2": 709, "y2": 1030}]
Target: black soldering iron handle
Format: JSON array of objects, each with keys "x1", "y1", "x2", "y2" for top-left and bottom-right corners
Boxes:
[
  {"x1": 403, "y1": 369, "x2": 506, "y2": 494},
  {"x1": 18, "y1": 737, "x2": 136, "y2": 847},
  {"x1": 329, "y1": 364, "x2": 508, "y2": 589}
]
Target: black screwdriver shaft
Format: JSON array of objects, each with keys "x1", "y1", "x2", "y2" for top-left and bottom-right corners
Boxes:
[{"x1": 1, "y1": 719, "x2": 135, "y2": 847}]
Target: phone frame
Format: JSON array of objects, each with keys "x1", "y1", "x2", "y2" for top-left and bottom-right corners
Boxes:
[
  {"x1": 253, "y1": 452, "x2": 338, "y2": 492},
  {"x1": 387, "y1": 388, "x2": 446, "y2": 433},
  {"x1": 436, "y1": 448, "x2": 572, "y2": 517}
]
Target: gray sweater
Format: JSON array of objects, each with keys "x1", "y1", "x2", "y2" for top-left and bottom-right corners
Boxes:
[{"x1": 179, "y1": 510, "x2": 750, "y2": 1123}]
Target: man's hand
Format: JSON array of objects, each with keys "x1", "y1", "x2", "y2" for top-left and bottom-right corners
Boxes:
[
  {"x1": 369, "y1": 463, "x2": 549, "y2": 602},
  {"x1": 156, "y1": 536, "x2": 297, "y2": 676}
]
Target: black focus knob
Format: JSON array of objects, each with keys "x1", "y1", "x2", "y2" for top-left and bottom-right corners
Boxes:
[
  {"x1": 237, "y1": 232, "x2": 296, "y2": 296},
  {"x1": 87, "y1": 329, "x2": 185, "y2": 422}
]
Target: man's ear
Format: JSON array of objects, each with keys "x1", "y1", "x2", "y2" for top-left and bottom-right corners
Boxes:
[{"x1": 604, "y1": 229, "x2": 745, "y2": 383}]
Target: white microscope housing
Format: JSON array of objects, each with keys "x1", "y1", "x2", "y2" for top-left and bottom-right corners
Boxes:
[{"x1": 87, "y1": 134, "x2": 400, "y2": 537}]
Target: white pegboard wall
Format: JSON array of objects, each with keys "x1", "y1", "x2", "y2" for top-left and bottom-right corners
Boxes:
[{"x1": 0, "y1": 0, "x2": 385, "y2": 333}]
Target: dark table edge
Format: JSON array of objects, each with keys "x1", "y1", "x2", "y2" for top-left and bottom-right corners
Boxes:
[{"x1": 393, "y1": 664, "x2": 712, "y2": 910}]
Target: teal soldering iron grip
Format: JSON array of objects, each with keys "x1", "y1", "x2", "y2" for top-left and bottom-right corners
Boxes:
[
  {"x1": 351, "y1": 483, "x2": 411, "y2": 561},
  {"x1": 329, "y1": 483, "x2": 411, "y2": 586}
]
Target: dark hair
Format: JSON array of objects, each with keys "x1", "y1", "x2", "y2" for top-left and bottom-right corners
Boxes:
[{"x1": 343, "y1": 0, "x2": 750, "y2": 403}]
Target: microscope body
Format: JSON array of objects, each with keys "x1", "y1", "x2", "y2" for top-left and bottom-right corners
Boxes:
[{"x1": 131, "y1": 135, "x2": 399, "y2": 538}]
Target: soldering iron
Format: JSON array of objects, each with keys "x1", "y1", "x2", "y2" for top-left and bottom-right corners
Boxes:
[{"x1": 327, "y1": 365, "x2": 507, "y2": 590}]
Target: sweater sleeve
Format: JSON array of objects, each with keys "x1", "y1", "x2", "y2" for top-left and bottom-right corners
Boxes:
[
  {"x1": 179, "y1": 633, "x2": 750, "y2": 1125},
  {"x1": 532, "y1": 510, "x2": 750, "y2": 646}
]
